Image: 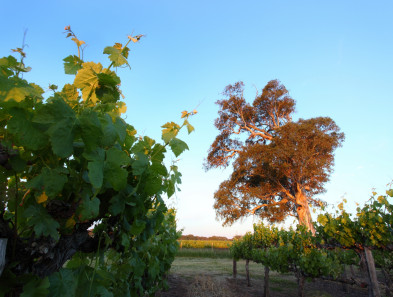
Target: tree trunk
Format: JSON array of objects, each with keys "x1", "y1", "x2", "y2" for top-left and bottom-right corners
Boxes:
[
  {"x1": 245, "y1": 259, "x2": 251, "y2": 287},
  {"x1": 264, "y1": 266, "x2": 270, "y2": 297},
  {"x1": 233, "y1": 259, "x2": 237, "y2": 279},
  {"x1": 295, "y1": 187, "x2": 315, "y2": 235},
  {"x1": 297, "y1": 272, "x2": 305, "y2": 297}
]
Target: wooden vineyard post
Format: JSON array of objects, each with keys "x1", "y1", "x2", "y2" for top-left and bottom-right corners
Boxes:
[
  {"x1": 264, "y1": 266, "x2": 270, "y2": 297},
  {"x1": 364, "y1": 247, "x2": 381, "y2": 297},
  {"x1": 245, "y1": 259, "x2": 250, "y2": 287},
  {"x1": 233, "y1": 259, "x2": 237, "y2": 279},
  {"x1": 341, "y1": 265, "x2": 349, "y2": 293},
  {"x1": 0, "y1": 238, "x2": 7, "y2": 277}
]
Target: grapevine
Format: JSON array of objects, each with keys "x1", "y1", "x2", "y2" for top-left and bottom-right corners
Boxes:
[{"x1": 0, "y1": 27, "x2": 195, "y2": 297}]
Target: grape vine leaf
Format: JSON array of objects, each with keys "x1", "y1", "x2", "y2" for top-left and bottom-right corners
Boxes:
[
  {"x1": 48, "y1": 269, "x2": 77, "y2": 297},
  {"x1": 7, "y1": 108, "x2": 47, "y2": 150},
  {"x1": 109, "y1": 194, "x2": 125, "y2": 216},
  {"x1": 79, "y1": 196, "x2": 100, "y2": 221},
  {"x1": 79, "y1": 110, "x2": 103, "y2": 150},
  {"x1": 169, "y1": 138, "x2": 189, "y2": 157},
  {"x1": 20, "y1": 276, "x2": 50, "y2": 297},
  {"x1": 161, "y1": 122, "x2": 180, "y2": 143},
  {"x1": 74, "y1": 62, "x2": 103, "y2": 104},
  {"x1": 63, "y1": 55, "x2": 82, "y2": 75},
  {"x1": 24, "y1": 204, "x2": 60, "y2": 240},
  {"x1": 103, "y1": 46, "x2": 128, "y2": 67},
  {"x1": 48, "y1": 119, "x2": 75, "y2": 158},
  {"x1": 131, "y1": 153, "x2": 149, "y2": 175},
  {"x1": 88, "y1": 160, "x2": 104, "y2": 189}
]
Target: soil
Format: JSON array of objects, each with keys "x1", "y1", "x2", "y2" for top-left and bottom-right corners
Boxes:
[{"x1": 157, "y1": 273, "x2": 370, "y2": 297}]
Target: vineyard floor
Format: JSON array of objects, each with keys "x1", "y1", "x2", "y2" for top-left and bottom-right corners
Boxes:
[{"x1": 156, "y1": 257, "x2": 370, "y2": 297}]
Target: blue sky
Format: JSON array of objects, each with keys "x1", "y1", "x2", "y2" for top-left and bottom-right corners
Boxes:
[{"x1": 1, "y1": 0, "x2": 393, "y2": 237}]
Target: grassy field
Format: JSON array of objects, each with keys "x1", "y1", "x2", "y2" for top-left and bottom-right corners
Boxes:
[
  {"x1": 176, "y1": 247, "x2": 231, "y2": 258},
  {"x1": 178, "y1": 240, "x2": 232, "y2": 249},
  {"x1": 160, "y1": 255, "x2": 369, "y2": 297}
]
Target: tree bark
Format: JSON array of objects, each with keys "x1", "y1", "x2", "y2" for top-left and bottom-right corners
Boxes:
[
  {"x1": 295, "y1": 187, "x2": 315, "y2": 235},
  {"x1": 264, "y1": 266, "x2": 270, "y2": 297},
  {"x1": 297, "y1": 272, "x2": 305, "y2": 297},
  {"x1": 245, "y1": 259, "x2": 251, "y2": 287},
  {"x1": 233, "y1": 259, "x2": 237, "y2": 279}
]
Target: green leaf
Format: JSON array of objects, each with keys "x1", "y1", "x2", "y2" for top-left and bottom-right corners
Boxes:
[
  {"x1": 103, "y1": 46, "x2": 128, "y2": 67},
  {"x1": 144, "y1": 174, "x2": 163, "y2": 196},
  {"x1": 150, "y1": 162, "x2": 168, "y2": 176},
  {"x1": 33, "y1": 96, "x2": 76, "y2": 124},
  {"x1": 161, "y1": 122, "x2": 180, "y2": 143},
  {"x1": 48, "y1": 269, "x2": 77, "y2": 297},
  {"x1": 166, "y1": 180, "x2": 175, "y2": 198},
  {"x1": 105, "y1": 163, "x2": 128, "y2": 191},
  {"x1": 96, "y1": 286, "x2": 113, "y2": 297},
  {"x1": 73, "y1": 62, "x2": 103, "y2": 104},
  {"x1": 109, "y1": 194, "x2": 125, "y2": 216},
  {"x1": 130, "y1": 219, "x2": 146, "y2": 236},
  {"x1": 63, "y1": 55, "x2": 82, "y2": 75},
  {"x1": 131, "y1": 153, "x2": 149, "y2": 175},
  {"x1": 9, "y1": 154, "x2": 27, "y2": 172},
  {"x1": 100, "y1": 114, "x2": 118, "y2": 147},
  {"x1": 79, "y1": 196, "x2": 100, "y2": 221},
  {"x1": 387, "y1": 189, "x2": 393, "y2": 198},
  {"x1": 184, "y1": 119, "x2": 195, "y2": 134},
  {"x1": 106, "y1": 147, "x2": 129, "y2": 166},
  {"x1": 0, "y1": 76, "x2": 41, "y2": 102},
  {"x1": 121, "y1": 233, "x2": 130, "y2": 248},
  {"x1": 96, "y1": 72, "x2": 121, "y2": 103},
  {"x1": 41, "y1": 167, "x2": 68, "y2": 197},
  {"x1": 7, "y1": 108, "x2": 47, "y2": 150},
  {"x1": 79, "y1": 110, "x2": 102, "y2": 150},
  {"x1": 169, "y1": 138, "x2": 189, "y2": 157},
  {"x1": 24, "y1": 204, "x2": 60, "y2": 240},
  {"x1": 21, "y1": 276, "x2": 50, "y2": 297},
  {"x1": 88, "y1": 160, "x2": 104, "y2": 189},
  {"x1": 114, "y1": 117, "x2": 127, "y2": 144},
  {"x1": 48, "y1": 119, "x2": 75, "y2": 158}
]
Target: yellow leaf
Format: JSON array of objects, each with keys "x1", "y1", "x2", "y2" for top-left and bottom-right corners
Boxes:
[
  {"x1": 181, "y1": 111, "x2": 188, "y2": 118},
  {"x1": 36, "y1": 192, "x2": 48, "y2": 204},
  {"x1": 71, "y1": 37, "x2": 85, "y2": 47},
  {"x1": 66, "y1": 216, "x2": 76, "y2": 229},
  {"x1": 114, "y1": 43, "x2": 123, "y2": 50},
  {"x1": 118, "y1": 102, "x2": 127, "y2": 114},
  {"x1": 192, "y1": 109, "x2": 198, "y2": 114}
]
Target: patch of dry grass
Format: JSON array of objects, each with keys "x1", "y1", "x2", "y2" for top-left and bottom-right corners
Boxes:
[{"x1": 186, "y1": 275, "x2": 236, "y2": 297}]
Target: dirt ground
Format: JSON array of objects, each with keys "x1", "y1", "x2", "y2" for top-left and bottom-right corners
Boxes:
[
  {"x1": 157, "y1": 273, "x2": 370, "y2": 297},
  {"x1": 156, "y1": 257, "x2": 371, "y2": 297}
]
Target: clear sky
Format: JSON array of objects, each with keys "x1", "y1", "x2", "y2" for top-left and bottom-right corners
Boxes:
[{"x1": 1, "y1": 0, "x2": 392, "y2": 238}]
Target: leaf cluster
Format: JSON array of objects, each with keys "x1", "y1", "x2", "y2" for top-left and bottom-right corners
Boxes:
[{"x1": 0, "y1": 29, "x2": 194, "y2": 297}]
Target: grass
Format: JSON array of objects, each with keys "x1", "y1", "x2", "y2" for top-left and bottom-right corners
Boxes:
[
  {"x1": 167, "y1": 257, "x2": 350, "y2": 297},
  {"x1": 176, "y1": 248, "x2": 232, "y2": 259}
]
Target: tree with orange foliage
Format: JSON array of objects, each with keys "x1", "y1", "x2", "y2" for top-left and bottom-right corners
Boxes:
[{"x1": 205, "y1": 80, "x2": 344, "y2": 233}]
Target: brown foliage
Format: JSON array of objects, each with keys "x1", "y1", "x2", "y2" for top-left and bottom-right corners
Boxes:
[{"x1": 206, "y1": 80, "x2": 344, "y2": 229}]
